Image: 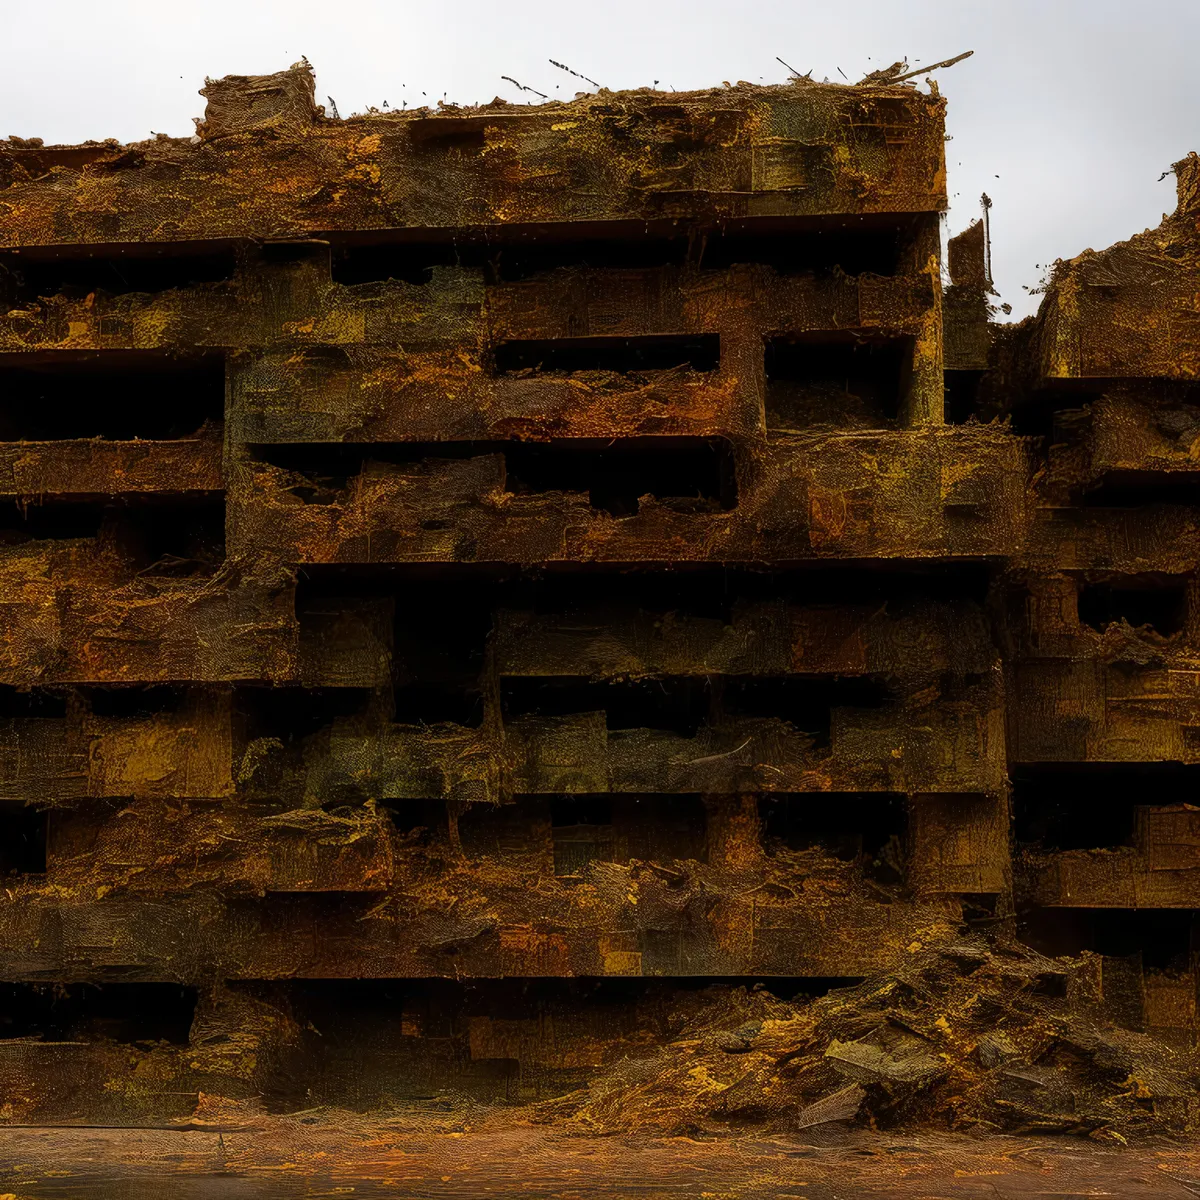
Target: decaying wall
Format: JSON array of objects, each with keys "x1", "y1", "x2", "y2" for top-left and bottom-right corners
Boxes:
[{"x1": 0, "y1": 61, "x2": 1197, "y2": 1141}]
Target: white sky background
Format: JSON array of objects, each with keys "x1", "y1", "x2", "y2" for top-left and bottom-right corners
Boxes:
[{"x1": 2, "y1": 0, "x2": 1197, "y2": 319}]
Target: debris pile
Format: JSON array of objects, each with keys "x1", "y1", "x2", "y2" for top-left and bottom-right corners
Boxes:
[{"x1": 541, "y1": 939, "x2": 1200, "y2": 1139}]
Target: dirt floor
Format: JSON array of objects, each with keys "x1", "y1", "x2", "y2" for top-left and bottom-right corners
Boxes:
[{"x1": 2, "y1": 1116, "x2": 1200, "y2": 1199}]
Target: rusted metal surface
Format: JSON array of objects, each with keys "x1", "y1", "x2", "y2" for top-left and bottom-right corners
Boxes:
[{"x1": 0, "y1": 59, "x2": 1198, "y2": 1189}]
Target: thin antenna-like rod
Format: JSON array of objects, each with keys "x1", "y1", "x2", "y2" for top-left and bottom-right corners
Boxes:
[
  {"x1": 502, "y1": 76, "x2": 548, "y2": 100},
  {"x1": 549, "y1": 59, "x2": 601, "y2": 89},
  {"x1": 887, "y1": 50, "x2": 973, "y2": 84},
  {"x1": 980, "y1": 192, "x2": 993, "y2": 285}
]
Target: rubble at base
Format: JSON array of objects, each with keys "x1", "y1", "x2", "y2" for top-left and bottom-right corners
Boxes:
[{"x1": 538, "y1": 939, "x2": 1200, "y2": 1140}]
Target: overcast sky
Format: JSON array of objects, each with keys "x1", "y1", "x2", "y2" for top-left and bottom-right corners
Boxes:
[{"x1": 3, "y1": 0, "x2": 1196, "y2": 318}]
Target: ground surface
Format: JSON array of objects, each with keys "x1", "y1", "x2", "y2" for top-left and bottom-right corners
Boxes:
[{"x1": 2, "y1": 1118, "x2": 1200, "y2": 1199}]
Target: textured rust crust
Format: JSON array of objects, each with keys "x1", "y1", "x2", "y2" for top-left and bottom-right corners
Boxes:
[
  {"x1": 0, "y1": 61, "x2": 1198, "y2": 1191},
  {"x1": 0, "y1": 62, "x2": 947, "y2": 246}
]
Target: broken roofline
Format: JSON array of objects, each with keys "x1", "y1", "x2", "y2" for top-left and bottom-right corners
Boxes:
[
  {"x1": 2, "y1": 59, "x2": 949, "y2": 151},
  {"x1": 0, "y1": 61, "x2": 950, "y2": 248},
  {"x1": 199, "y1": 56, "x2": 954, "y2": 132}
]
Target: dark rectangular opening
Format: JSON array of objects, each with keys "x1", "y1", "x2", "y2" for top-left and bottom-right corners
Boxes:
[
  {"x1": 256, "y1": 239, "x2": 328, "y2": 266},
  {"x1": 549, "y1": 794, "x2": 615, "y2": 875},
  {"x1": 107, "y1": 500, "x2": 226, "y2": 575},
  {"x1": 234, "y1": 687, "x2": 377, "y2": 806},
  {"x1": 331, "y1": 241, "x2": 491, "y2": 285},
  {"x1": 1020, "y1": 908, "x2": 1196, "y2": 971},
  {"x1": 236, "y1": 687, "x2": 374, "y2": 747},
  {"x1": 331, "y1": 235, "x2": 690, "y2": 286},
  {"x1": 721, "y1": 675, "x2": 892, "y2": 749},
  {"x1": 0, "y1": 982, "x2": 196, "y2": 1044},
  {"x1": 386, "y1": 571, "x2": 736, "y2": 667},
  {"x1": 944, "y1": 369, "x2": 985, "y2": 424},
  {"x1": 504, "y1": 438, "x2": 736, "y2": 516},
  {"x1": 494, "y1": 333, "x2": 720, "y2": 376},
  {"x1": 0, "y1": 805, "x2": 47, "y2": 874},
  {"x1": 1015, "y1": 380, "x2": 1200, "y2": 440},
  {"x1": 124, "y1": 503, "x2": 224, "y2": 578},
  {"x1": 1012, "y1": 763, "x2": 1200, "y2": 850},
  {"x1": 1010, "y1": 386, "x2": 1104, "y2": 439},
  {"x1": 547, "y1": 794, "x2": 707, "y2": 873},
  {"x1": 296, "y1": 561, "x2": 990, "y2": 706},
  {"x1": 502, "y1": 676, "x2": 709, "y2": 736},
  {"x1": 251, "y1": 977, "x2": 614, "y2": 1110},
  {"x1": 324, "y1": 216, "x2": 909, "y2": 285},
  {"x1": 759, "y1": 792, "x2": 905, "y2": 866},
  {"x1": 1080, "y1": 472, "x2": 1200, "y2": 508},
  {"x1": 616, "y1": 794, "x2": 707, "y2": 865},
  {"x1": 962, "y1": 893, "x2": 1002, "y2": 927},
  {"x1": 425, "y1": 129, "x2": 486, "y2": 152},
  {"x1": 501, "y1": 570, "x2": 732, "y2": 620},
  {"x1": 407, "y1": 118, "x2": 489, "y2": 151},
  {"x1": 698, "y1": 225, "x2": 903, "y2": 276},
  {"x1": 457, "y1": 799, "x2": 552, "y2": 860},
  {"x1": 1032, "y1": 971, "x2": 1069, "y2": 998},
  {"x1": 389, "y1": 582, "x2": 492, "y2": 708},
  {"x1": 500, "y1": 674, "x2": 890, "y2": 744},
  {"x1": 474, "y1": 796, "x2": 720, "y2": 870},
  {"x1": 764, "y1": 334, "x2": 910, "y2": 430},
  {"x1": 0, "y1": 498, "x2": 225, "y2": 575},
  {"x1": 492, "y1": 238, "x2": 691, "y2": 281},
  {"x1": 0, "y1": 687, "x2": 67, "y2": 719},
  {"x1": 253, "y1": 975, "x2": 847, "y2": 1111},
  {"x1": 0, "y1": 501, "x2": 107, "y2": 543},
  {"x1": 0, "y1": 243, "x2": 237, "y2": 301},
  {"x1": 383, "y1": 569, "x2": 489, "y2": 726},
  {"x1": 0, "y1": 351, "x2": 225, "y2": 441},
  {"x1": 309, "y1": 561, "x2": 988, "y2": 638},
  {"x1": 1077, "y1": 575, "x2": 1189, "y2": 637},
  {"x1": 258, "y1": 438, "x2": 737, "y2": 518},
  {"x1": 731, "y1": 563, "x2": 991, "y2": 607},
  {"x1": 382, "y1": 799, "x2": 446, "y2": 841},
  {"x1": 83, "y1": 685, "x2": 187, "y2": 719},
  {"x1": 392, "y1": 683, "x2": 485, "y2": 728}
]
